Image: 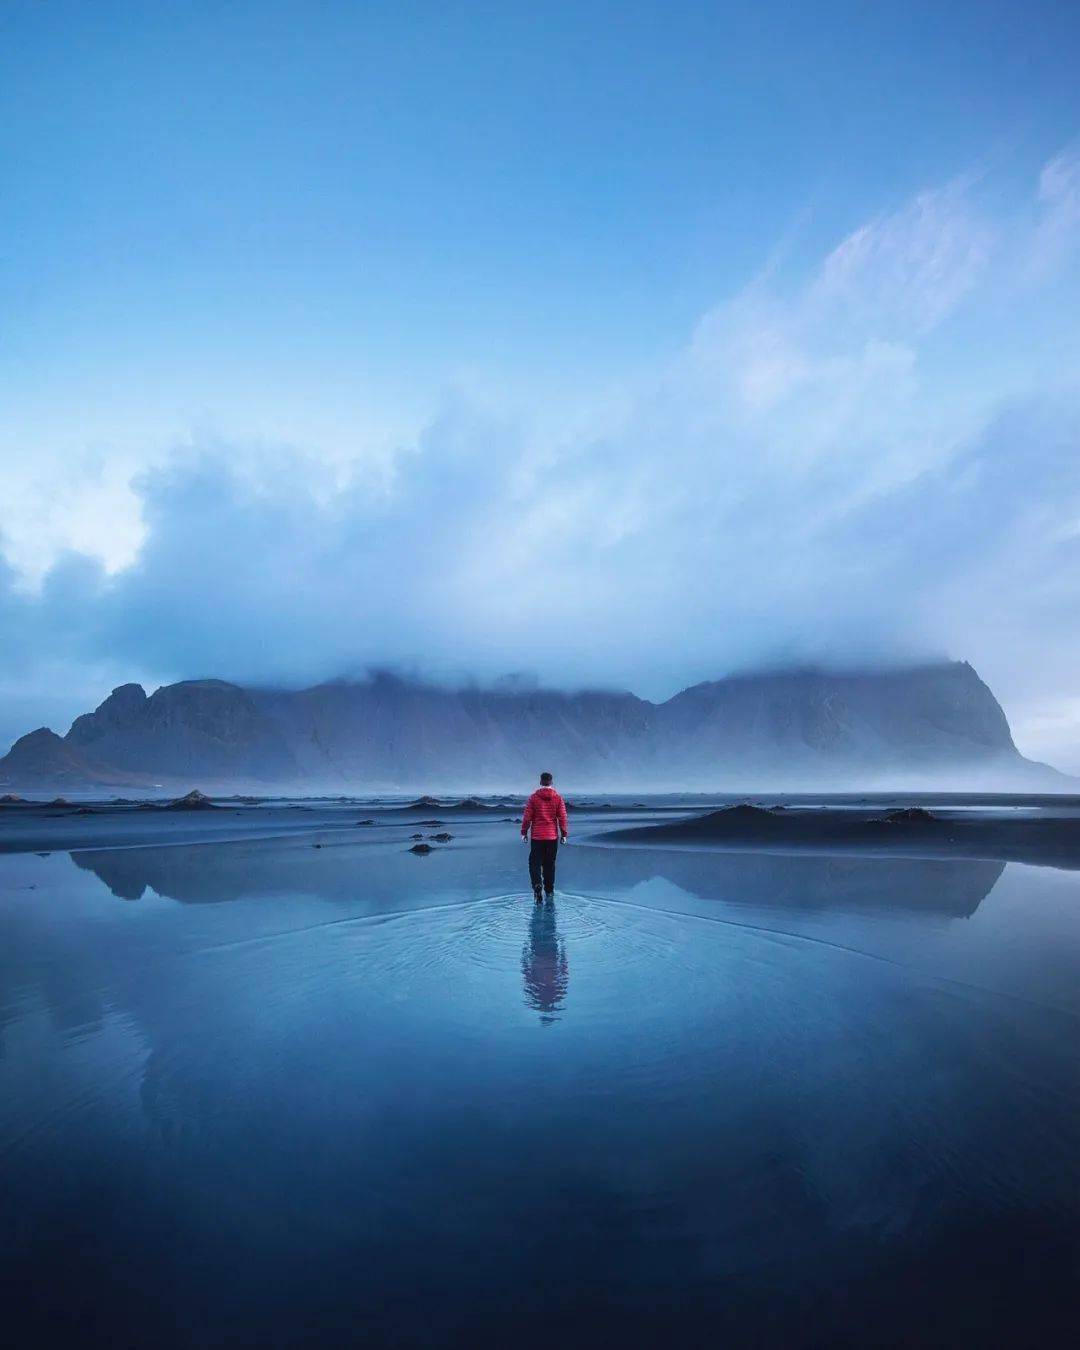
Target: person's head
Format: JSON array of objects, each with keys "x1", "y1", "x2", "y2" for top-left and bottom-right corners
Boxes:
[{"x1": 539, "y1": 771, "x2": 553, "y2": 786}]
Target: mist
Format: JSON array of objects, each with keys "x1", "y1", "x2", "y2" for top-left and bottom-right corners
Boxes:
[{"x1": 3, "y1": 153, "x2": 1080, "y2": 767}]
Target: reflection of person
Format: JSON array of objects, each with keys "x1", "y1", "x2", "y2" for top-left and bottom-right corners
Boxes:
[
  {"x1": 522, "y1": 901, "x2": 568, "y2": 1022},
  {"x1": 521, "y1": 772, "x2": 569, "y2": 903}
]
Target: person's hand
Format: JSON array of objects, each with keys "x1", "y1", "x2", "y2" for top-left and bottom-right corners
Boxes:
[
  {"x1": 522, "y1": 834, "x2": 529, "y2": 843},
  {"x1": 560, "y1": 834, "x2": 568, "y2": 844}
]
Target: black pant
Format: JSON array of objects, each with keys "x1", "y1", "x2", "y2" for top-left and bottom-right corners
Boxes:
[{"x1": 528, "y1": 838, "x2": 558, "y2": 894}]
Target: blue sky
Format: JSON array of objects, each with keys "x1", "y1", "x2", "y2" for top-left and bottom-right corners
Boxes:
[{"x1": 2, "y1": 1, "x2": 1080, "y2": 766}]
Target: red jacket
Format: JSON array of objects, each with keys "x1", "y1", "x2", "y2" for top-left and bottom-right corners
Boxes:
[{"x1": 521, "y1": 787, "x2": 568, "y2": 841}]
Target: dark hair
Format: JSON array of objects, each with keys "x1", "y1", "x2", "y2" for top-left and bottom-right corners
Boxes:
[{"x1": 539, "y1": 771, "x2": 553, "y2": 785}]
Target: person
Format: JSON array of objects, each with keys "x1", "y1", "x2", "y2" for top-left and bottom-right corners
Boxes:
[{"x1": 520, "y1": 771, "x2": 568, "y2": 902}]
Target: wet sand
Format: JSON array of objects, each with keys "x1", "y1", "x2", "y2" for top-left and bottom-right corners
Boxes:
[
  {"x1": 0, "y1": 795, "x2": 687, "y2": 854},
  {"x1": 2, "y1": 808, "x2": 1078, "y2": 1348},
  {"x1": 4, "y1": 792, "x2": 1080, "y2": 866}
]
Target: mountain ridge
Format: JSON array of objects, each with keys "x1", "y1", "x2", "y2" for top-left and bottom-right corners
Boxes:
[{"x1": 0, "y1": 661, "x2": 1065, "y2": 791}]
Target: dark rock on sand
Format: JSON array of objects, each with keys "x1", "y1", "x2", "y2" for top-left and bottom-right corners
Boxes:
[
  {"x1": 603, "y1": 803, "x2": 1080, "y2": 869},
  {"x1": 410, "y1": 833, "x2": 424, "y2": 840},
  {"x1": 421, "y1": 798, "x2": 514, "y2": 814},
  {"x1": 428, "y1": 832, "x2": 453, "y2": 842},
  {"x1": 720, "y1": 804, "x2": 777, "y2": 823},
  {"x1": 409, "y1": 843, "x2": 434, "y2": 855},
  {"x1": 164, "y1": 789, "x2": 217, "y2": 811},
  {"x1": 355, "y1": 819, "x2": 375, "y2": 826}
]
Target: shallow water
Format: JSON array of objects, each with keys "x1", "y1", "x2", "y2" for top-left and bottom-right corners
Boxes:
[{"x1": 2, "y1": 822, "x2": 1078, "y2": 1346}]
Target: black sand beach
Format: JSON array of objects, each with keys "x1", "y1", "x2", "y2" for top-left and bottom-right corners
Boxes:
[
  {"x1": 4, "y1": 791, "x2": 1080, "y2": 863},
  {"x1": 601, "y1": 800, "x2": 1080, "y2": 869}
]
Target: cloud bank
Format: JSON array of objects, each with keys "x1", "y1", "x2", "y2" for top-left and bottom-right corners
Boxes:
[{"x1": 3, "y1": 149, "x2": 1080, "y2": 765}]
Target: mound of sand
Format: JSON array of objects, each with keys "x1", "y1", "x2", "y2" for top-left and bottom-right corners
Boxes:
[
  {"x1": 164, "y1": 790, "x2": 217, "y2": 811},
  {"x1": 601, "y1": 803, "x2": 1080, "y2": 869}
]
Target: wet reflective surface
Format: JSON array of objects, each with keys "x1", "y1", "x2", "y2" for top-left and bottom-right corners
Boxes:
[{"x1": 2, "y1": 825, "x2": 1078, "y2": 1346}]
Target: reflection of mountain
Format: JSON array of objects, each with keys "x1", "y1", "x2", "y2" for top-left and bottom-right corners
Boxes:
[
  {"x1": 71, "y1": 836, "x2": 504, "y2": 905},
  {"x1": 569, "y1": 847, "x2": 1005, "y2": 919},
  {"x1": 73, "y1": 832, "x2": 1004, "y2": 921},
  {"x1": 73, "y1": 842, "x2": 259, "y2": 903},
  {"x1": 521, "y1": 904, "x2": 568, "y2": 1021}
]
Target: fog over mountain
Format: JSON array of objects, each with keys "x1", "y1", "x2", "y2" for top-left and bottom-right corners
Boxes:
[
  {"x1": 0, "y1": 660, "x2": 1064, "y2": 792},
  {"x1": 3, "y1": 148, "x2": 1080, "y2": 769}
]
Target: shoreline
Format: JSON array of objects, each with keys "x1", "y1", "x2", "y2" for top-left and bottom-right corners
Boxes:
[{"x1": 2, "y1": 792, "x2": 1080, "y2": 869}]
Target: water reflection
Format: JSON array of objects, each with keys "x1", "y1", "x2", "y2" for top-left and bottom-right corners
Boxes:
[
  {"x1": 70, "y1": 835, "x2": 521, "y2": 906},
  {"x1": 2, "y1": 842, "x2": 1078, "y2": 1347},
  {"x1": 572, "y1": 847, "x2": 1006, "y2": 918},
  {"x1": 521, "y1": 902, "x2": 568, "y2": 1022},
  {"x1": 72, "y1": 837, "x2": 1005, "y2": 920}
]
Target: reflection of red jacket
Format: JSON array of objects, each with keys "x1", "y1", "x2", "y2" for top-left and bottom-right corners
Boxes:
[{"x1": 521, "y1": 788, "x2": 568, "y2": 841}]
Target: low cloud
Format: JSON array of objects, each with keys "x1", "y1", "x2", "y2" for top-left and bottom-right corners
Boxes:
[{"x1": 3, "y1": 149, "x2": 1080, "y2": 766}]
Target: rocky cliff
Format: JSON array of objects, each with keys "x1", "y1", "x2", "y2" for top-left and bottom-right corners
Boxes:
[{"x1": 0, "y1": 662, "x2": 1058, "y2": 790}]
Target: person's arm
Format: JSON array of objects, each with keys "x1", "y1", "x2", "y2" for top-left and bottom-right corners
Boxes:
[
  {"x1": 558, "y1": 794, "x2": 568, "y2": 841},
  {"x1": 521, "y1": 797, "x2": 533, "y2": 839}
]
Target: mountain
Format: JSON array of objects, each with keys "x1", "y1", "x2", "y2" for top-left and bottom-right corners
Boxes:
[
  {"x1": 0, "y1": 662, "x2": 1063, "y2": 791},
  {"x1": 0, "y1": 728, "x2": 102, "y2": 787}
]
